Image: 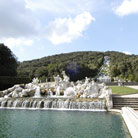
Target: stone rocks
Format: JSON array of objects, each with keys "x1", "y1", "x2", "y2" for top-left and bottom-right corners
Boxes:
[
  {"x1": 0, "y1": 92, "x2": 4, "y2": 97},
  {"x1": 12, "y1": 90, "x2": 19, "y2": 98},
  {"x1": 8, "y1": 87, "x2": 15, "y2": 92},
  {"x1": 64, "y1": 87, "x2": 75, "y2": 97},
  {"x1": 40, "y1": 88, "x2": 48, "y2": 96},
  {"x1": 28, "y1": 89, "x2": 36, "y2": 97},
  {"x1": 20, "y1": 89, "x2": 28, "y2": 97},
  {"x1": 16, "y1": 87, "x2": 23, "y2": 93},
  {"x1": 3, "y1": 90, "x2": 9, "y2": 95}
]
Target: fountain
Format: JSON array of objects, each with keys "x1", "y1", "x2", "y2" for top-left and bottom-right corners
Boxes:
[
  {"x1": 97, "y1": 56, "x2": 111, "y2": 83},
  {"x1": 34, "y1": 86, "x2": 41, "y2": 98},
  {"x1": 0, "y1": 71, "x2": 113, "y2": 111}
]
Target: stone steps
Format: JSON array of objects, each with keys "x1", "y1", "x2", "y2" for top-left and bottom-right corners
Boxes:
[
  {"x1": 113, "y1": 97, "x2": 138, "y2": 109},
  {"x1": 114, "y1": 106, "x2": 138, "y2": 110},
  {"x1": 114, "y1": 103, "x2": 138, "y2": 105}
]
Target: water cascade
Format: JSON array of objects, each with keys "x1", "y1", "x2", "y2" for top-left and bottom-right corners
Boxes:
[
  {"x1": 0, "y1": 98, "x2": 105, "y2": 110},
  {"x1": 34, "y1": 86, "x2": 41, "y2": 98},
  {"x1": 0, "y1": 71, "x2": 113, "y2": 111},
  {"x1": 97, "y1": 56, "x2": 111, "y2": 83}
]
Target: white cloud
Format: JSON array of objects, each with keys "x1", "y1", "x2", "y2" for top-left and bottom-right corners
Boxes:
[
  {"x1": 114, "y1": 0, "x2": 138, "y2": 16},
  {"x1": 123, "y1": 51, "x2": 132, "y2": 55},
  {"x1": 25, "y1": 0, "x2": 94, "y2": 14},
  {"x1": 0, "y1": 0, "x2": 96, "y2": 47},
  {"x1": 0, "y1": 0, "x2": 39, "y2": 38},
  {"x1": 0, "y1": 0, "x2": 39, "y2": 52},
  {"x1": 1, "y1": 38, "x2": 34, "y2": 49},
  {"x1": 0, "y1": 0, "x2": 98, "y2": 53},
  {"x1": 45, "y1": 12, "x2": 95, "y2": 45}
]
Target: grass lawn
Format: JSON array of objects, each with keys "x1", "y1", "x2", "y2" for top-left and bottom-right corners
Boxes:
[{"x1": 109, "y1": 86, "x2": 138, "y2": 95}]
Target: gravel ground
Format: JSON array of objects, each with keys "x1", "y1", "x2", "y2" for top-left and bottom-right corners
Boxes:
[{"x1": 126, "y1": 85, "x2": 138, "y2": 90}]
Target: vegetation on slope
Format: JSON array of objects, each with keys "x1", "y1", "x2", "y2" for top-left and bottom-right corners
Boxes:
[
  {"x1": 106, "y1": 51, "x2": 138, "y2": 82},
  {"x1": 17, "y1": 51, "x2": 138, "y2": 82},
  {"x1": 17, "y1": 52, "x2": 104, "y2": 81}
]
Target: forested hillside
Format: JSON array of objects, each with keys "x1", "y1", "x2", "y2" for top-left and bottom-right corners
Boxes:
[
  {"x1": 0, "y1": 44, "x2": 30, "y2": 90},
  {"x1": 17, "y1": 51, "x2": 138, "y2": 82},
  {"x1": 17, "y1": 52, "x2": 104, "y2": 81},
  {"x1": 107, "y1": 51, "x2": 138, "y2": 82}
]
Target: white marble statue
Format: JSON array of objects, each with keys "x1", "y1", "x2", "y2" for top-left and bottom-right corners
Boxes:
[
  {"x1": 54, "y1": 75, "x2": 61, "y2": 86},
  {"x1": 62, "y1": 71, "x2": 70, "y2": 82},
  {"x1": 32, "y1": 78, "x2": 39, "y2": 85}
]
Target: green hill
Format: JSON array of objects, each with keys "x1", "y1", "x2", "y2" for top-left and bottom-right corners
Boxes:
[{"x1": 17, "y1": 51, "x2": 138, "y2": 82}]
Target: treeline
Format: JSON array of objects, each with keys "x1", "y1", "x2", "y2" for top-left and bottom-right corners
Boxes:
[
  {"x1": 0, "y1": 44, "x2": 30, "y2": 90},
  {"x1": 17, "y1": 51, "x2": 138, "y2": 82},
  {"x1": 17, "y1": 52, "x2": 104, "y2": 81},
  {"x1": 0, "y1": 43, "x2": 17, "y2": 76}
]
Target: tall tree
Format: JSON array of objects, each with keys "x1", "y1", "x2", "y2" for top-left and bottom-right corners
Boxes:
[{"x1": 0, "y1": 43, "x2": 18, "y2": 76}]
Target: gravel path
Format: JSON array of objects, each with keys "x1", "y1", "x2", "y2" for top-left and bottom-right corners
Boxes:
[{"x1": 126, "y1": 85, "x2": 138, "y2": 90}]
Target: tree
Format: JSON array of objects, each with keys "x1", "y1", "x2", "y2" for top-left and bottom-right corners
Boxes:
[
  {"x1": 35, "y1": 66, "x2": 48, "y2": 78},
  {"x1": 0, "y1": 43, "x2": 18, "y2": 76}
]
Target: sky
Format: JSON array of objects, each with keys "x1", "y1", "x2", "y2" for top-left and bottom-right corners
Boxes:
[{"x1": 0, "y1": 0, "x2": 138, "y2": 61}]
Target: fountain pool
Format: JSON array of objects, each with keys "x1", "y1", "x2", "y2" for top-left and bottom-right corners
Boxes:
[{"x1": 0, "y1": 110, "x2": 131, "y2": 138}]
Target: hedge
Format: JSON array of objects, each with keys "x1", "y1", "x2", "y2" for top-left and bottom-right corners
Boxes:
[{"x1": 0, "y1": 76, "x2": 30, "y2": 90}]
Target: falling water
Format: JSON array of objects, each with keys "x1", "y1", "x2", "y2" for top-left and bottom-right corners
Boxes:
[
  {"x1": 34, "y1": 86, "x2": 41, "y2": 98},
  {"x1": 0, "y1": 98, "x2": 105, "y2": 110}
]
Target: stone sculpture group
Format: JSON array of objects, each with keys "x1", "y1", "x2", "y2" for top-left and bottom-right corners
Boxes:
[{"x1": 0, "y1": 71, "x2": 113, "y2": 110}]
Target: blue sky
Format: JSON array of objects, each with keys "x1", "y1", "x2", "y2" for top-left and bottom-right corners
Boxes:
[{"x1": 0, "y1": 0, "x2": 138, "y2": 61}]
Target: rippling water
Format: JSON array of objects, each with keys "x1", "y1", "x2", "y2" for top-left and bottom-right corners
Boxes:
[{"x1": 0, "y1": 110, "x2": 131, "y2": 138}]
